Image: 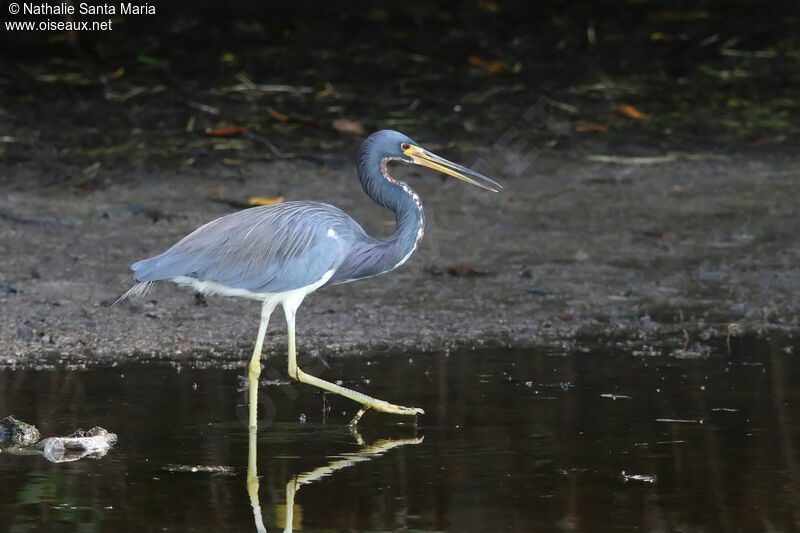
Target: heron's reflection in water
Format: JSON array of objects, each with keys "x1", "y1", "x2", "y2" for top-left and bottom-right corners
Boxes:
[{"x1": 246, "y1": 427, "x2": 423, "y2": 532}]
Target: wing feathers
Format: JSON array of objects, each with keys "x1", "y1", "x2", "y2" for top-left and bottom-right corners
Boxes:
[{"x1": 131, "y1": 202, "x2": 354, "y2": 293}]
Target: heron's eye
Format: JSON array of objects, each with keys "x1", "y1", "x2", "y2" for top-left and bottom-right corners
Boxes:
[{"x1": 401, "y1": 142, "x2": 410, "y2": 151}]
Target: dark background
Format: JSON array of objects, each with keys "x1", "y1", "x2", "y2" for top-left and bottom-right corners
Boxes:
[{"x1": 2, "y1": 0, "x2": 799, "y2": 189}]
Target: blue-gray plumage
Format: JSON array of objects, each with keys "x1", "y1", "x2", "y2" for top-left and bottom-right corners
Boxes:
[
  {"x1": 131, "y1": 202, "x2": 353, "y2": 294},
  {"x1": 121, "y1": 130, "x2": 501, "y2": 427}
]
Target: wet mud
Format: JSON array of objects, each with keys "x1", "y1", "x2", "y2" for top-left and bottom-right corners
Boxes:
[
  {"x1": 1, "y1": 1, "x2": 799, "y2": 363},
  {"x1": 1, "y1": 151, "x2": 797, "y2": 363}
]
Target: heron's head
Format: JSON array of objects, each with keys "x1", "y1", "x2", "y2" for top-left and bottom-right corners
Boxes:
[{"x1": 367, "y1": 130, "x2": 502, "y2": 193}]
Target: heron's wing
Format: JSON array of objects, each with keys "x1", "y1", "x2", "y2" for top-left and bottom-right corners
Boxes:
[{"x1": 131, "y1": 202, "x2": 352, "y2": 293}]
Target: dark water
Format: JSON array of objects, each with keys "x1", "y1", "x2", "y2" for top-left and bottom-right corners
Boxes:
[{"x1": 1, "y1": 336, "x2": 799, "y2": 532}]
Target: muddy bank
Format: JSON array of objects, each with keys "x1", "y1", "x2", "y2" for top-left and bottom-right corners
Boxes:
[
  {"x1": 2, "y1": 0, "x2": 799, "y2": 363},
  {"x1": 1, "y1": 149, "x2": 798, "y2": 363}
]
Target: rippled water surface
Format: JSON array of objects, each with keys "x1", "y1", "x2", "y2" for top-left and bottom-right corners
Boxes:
[{"x1": 2, "y1": 336, "x2": 799, "y2": 532}]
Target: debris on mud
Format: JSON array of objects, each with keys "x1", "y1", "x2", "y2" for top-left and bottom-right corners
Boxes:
[{"x1": 428, "y1": 263, "x2": 490, "y2": 278}]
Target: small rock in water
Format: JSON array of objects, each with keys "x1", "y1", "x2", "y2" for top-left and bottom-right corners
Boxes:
[{"x1": 0, "y1": 416, "x2": 40, "y2": 446}]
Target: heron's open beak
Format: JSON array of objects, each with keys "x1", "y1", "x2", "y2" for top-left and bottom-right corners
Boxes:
[{"x1": 404, "y1": 145, "x2": 502, "y2": 192}]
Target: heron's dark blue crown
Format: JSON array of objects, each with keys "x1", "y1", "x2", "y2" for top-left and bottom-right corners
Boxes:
[
  {"x1": 360, "y1": 130, "x2": 418, "y2": 163},
  {"x1": 356, "y1": 130, "x2": 421, "y2": 210}
]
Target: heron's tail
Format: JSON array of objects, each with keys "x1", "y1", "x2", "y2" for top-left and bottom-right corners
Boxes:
[{"x1": 113, "y1": 281, "x2": 154, "y2": 305}]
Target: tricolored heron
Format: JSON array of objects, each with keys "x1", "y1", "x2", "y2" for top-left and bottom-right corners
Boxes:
[{"x1": 120, "y1": 130, "x2": 501, "y2": 427}]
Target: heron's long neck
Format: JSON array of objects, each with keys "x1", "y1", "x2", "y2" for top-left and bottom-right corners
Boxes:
[
  {"x1": 382, "y1": 158, "x2": 425, "y2": 260},
  {"x1": 353, "y1": 153, "x2": 425, "y2": 277}
]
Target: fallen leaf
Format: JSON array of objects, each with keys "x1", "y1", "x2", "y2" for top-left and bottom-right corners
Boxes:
[
  {"x1": 35, "y1": 72, "x2": 91, "y2": 85},
  {"x1": 332, "y1": 119, "x2": 365, "y2": 135},
  {"x1": 616, "y1": 104, "x2": 650, "y2": 119},
  {"x1": 205, "y1": 126, "x2": 247, "y2": 136},
  {"x1": 477, "y1": 1, "x2": 501, "y2": 13},
  {"x1": 248, "y1": 196, "x2": 285, "y2": 206},
  {"x1": 267, "y1": 106, "x2": 290, "y2": 122},
  {"x1": 650, "y1": 32, "x2": 675, "y2": 41},
  {"x1": 266, "y1": 107, "x2": 320, "y2": 127},
  {"x1": 575, "y1": 122, "x2": 607, "y2": 132},
  {"x1": 316, "y1": 82, "x2": 339, "y2": 99},
  {"x1": 107, "y1": 67, "x2": 125, "y2": 79},
  {"x1": 445, "y1": 264, "x2": 488, "y2": 277},
  {"x1": 489, "y1": 62, "x2": 519, "y2": 75},
  {"x1": 468, "y1": 56, "x2": 521, "y2": 75},
  {"x1": 208, "y1": 197, "x2": 257, "y2": 209}
]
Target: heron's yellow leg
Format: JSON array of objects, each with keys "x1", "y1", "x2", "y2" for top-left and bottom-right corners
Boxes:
[
  {"x1": 283, "y1": 301, "x2": 423, "y2": 425},
  {"x1": 249, "y1": 301, "x2": 278, "y2": 429},
  {"x1": 284, "y1": 477, "x2": 298, "y2": 533},
  {"x1": 246, "y1": 426, "x2": 267, "y2": 533}
]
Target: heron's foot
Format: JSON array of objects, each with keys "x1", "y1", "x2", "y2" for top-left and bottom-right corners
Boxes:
[
  {"x1": 290, "y1": 366, "x2": 423, "y2": 425},
  {"x1": 370, "y1": 398, "x2": 425, "y2": 416},
  {"x1": 349, "y1": 399, "x2": 424, "y2": 426}
]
